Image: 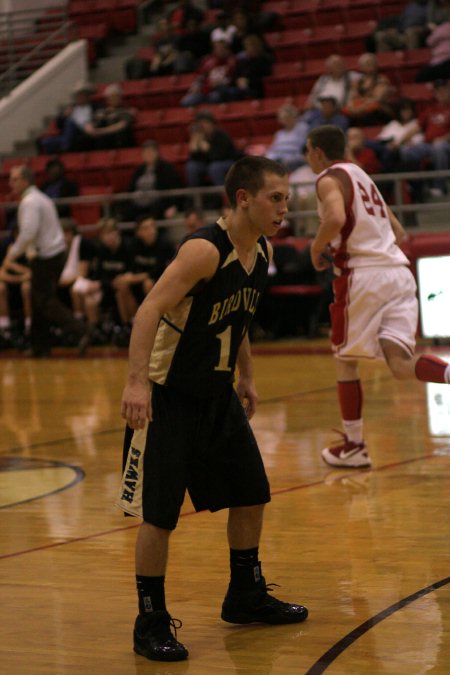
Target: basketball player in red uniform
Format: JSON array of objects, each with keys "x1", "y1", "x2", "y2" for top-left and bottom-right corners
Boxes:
[{"x1": 305, "y1": 125, "x2": 450, "y2": 468}]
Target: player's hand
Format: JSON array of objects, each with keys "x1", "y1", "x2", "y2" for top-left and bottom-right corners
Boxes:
[
  {"x1": 236, "y1": 377, "x2": 258, "y2": 420},
  {"x1": 121, "y1": 381, "x2": 152, "y2": 429},
  {"x1": 310, "y1": 242, "x2": 332, "y2": 271}
]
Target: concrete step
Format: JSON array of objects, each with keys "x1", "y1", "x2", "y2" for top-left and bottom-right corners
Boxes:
[{"x1": 91, "y1": 54, "x2": 129, "y2": 84}]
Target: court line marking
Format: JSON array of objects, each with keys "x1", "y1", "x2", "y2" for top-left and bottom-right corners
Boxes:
[
  {"x1": 0, "y1": 448, "x2": 447, "y2": 672},
  {"x1": 0, "y1": 451, "x2": 441, "y2": 561},
  {"x1": 0, "y1": 460, "x2": 85, "y2": 510},
  {"x1": 305, "y1": 575, "x2": 450, "y2": 674}
]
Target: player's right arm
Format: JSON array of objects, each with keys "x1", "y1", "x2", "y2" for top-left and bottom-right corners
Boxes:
[
  {"x1": 310, "y1": 175, "x2": 346, "y2": 271},
  {"x1": 121, "y1": 238, "x2": 219, "y2": 429}
]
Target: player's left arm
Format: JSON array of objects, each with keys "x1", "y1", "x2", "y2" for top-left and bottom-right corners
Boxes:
[
  {"x1": 236, "y1": 333, "x2": 258, "y2": 419},
  {"x1": 387, "y1": 206, "x2": 407, "y2": 246},
  {"x1": 311, "y1": 175, "x2": 346, "y2": 271}
]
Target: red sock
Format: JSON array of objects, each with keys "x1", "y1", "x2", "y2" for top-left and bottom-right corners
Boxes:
[
  {"x1": 415, "y1": 355, "x2": 449, "y2": 383},
  {"x1": 338, "y1": 380, "x2": 363, "y2": 420}
]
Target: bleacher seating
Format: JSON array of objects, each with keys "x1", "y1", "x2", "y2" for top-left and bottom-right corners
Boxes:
[{"x1": 1, "y1": 0, "x2": 444, "y2": 232}]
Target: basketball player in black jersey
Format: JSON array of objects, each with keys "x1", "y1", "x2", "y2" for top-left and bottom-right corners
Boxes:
[{"x1": 119, "y1": 156, "x2": 308, "y2": 662}]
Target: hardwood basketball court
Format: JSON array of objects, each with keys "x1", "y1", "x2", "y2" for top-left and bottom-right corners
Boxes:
[{"x1": 1, "y1": 340, "x2": 449, "y2": 674}]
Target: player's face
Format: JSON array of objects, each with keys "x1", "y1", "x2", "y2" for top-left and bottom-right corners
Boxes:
[{"x1": 245, "y1": 172, "x2": 290, "y2": 237}]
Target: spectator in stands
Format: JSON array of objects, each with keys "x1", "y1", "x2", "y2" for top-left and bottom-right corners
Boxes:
[
  {"x1": 39, "y1": 81, "x2": 97, "y2": 154},
  {"x1": 427, "y1": 0, "x2": 450, "y2": 29},
  {"x1": 123, "y1": 140, "x2": 185, "y2": 221},
  {"x1": 345, "y1": 127, "x2": 382, "y2": 174},
  {"x1": 220, "y1": 0, "x2": 278, "y2": 32},
  {"x1": 342, "y1": 52, "x2": 395, "y2": 125},
  {"x1": 84, "y1": 84, "x2": 135, "y2": 150},
  {"x1": 186, "y1": 110, "x2": 238, "y2": 190},
  {"x1": 371, "y1": 98, "x2": 425, "y2": 169},
  {"x1": 175, "y1": 17, "x2": 211, "y2": 72},
  {"x1": 372, "y1": 0, "x2": 428, "y2": 52},
  {"x1": 307, "y1": 96, "x2": 350, "y2": 133},
  {"x1": 0, "y1": 227, "x2": 31, "y2": 348},
  {"x1": 210, "y1": 10, "x2": 237, "y2": 44},
  {"x1": 125, "y1": 18, "x2": 180, "y2": 79},
  {"x1": 168, "y1": 0, "x2": 205, "y2": 34},
  {"x1": 416, "y1": 21, "x2": 450, "y2": 82},
  {"x1": 73, "y1": 218, "x2": 134, "y2": 337},
  {"x1": 265, "y1": 103, "x2": 309, "y2": 171},
  {"x1": 227, "y1": 34, "x2": 272, "y2": 100},
  {"x1": 39, "y1": 158, "x2": 79, "y2": 218},
  {"x1": 116, "y1": 216, "x2": 175, "y2": 313},
  {"x1": 58, "y1": 218, "x2": 97, "y2": 322},
  {"x1": 229, "y1": 8, "x2": 258, "y2": 54},
  {"x1": 184, "y1": 207, "x2": 207, "y2": 234},
  {"x1": 367, "y1": 97, "x2": 427, "y2": 216},
  {"x1": 148, "y1": 18, "x2": 181, "y2": 76},
  {"x1": 180, "y1": 39, "x2": 238, "y2": 106},
  {"x1": 304, "y1": 55, "x2": 358, "y2": 119},
  {"x1": 398, "y1": 78, "x2": 450, "y2": 197}
]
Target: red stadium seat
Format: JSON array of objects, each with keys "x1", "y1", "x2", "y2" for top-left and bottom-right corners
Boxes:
[{"x1": 71, "y1": 185, "x2": 113, "y2": 225}]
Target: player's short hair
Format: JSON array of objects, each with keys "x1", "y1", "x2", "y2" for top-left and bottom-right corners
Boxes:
[
  {"x1": 308, "y1": 125, "x2": 346, "y2": 160},
  {"x1": 224, "y1": 156, "x2": 287, "y2": 208}
]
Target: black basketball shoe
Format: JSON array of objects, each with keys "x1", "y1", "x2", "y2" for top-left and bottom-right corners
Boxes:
[
  {"x1": 221, "y1": 578, "x2": 308, "y2": 625},
  {"x1": 133, "y1": 610, "x2": 188, "y2": 661}
]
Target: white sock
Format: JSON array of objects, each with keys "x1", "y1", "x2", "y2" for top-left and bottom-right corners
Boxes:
[
  {"x1": 0, "y1": 316, "x2": 10, "y2": 329},
  {"x1": 343, "y1": 419, "x2": 363, "y2": 444}
]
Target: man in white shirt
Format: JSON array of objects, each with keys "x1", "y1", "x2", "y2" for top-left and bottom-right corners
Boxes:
[{"x1": 6, "y1": 165, "x2": 90, "y2": 357}]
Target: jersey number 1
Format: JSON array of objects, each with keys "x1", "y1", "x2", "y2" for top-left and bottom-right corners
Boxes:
[{"x1": 215, "y1": 326, "x2": 232, "y2": 372}]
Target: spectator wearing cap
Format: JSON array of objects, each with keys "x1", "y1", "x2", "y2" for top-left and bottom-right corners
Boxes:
[
  {"x1": 303, "y1": 55, "x2": 358, "y2": 122},
  {"x1": 210, "y1": 11, "x2": 237, "y2": 45},
  {"x1": 84, "y1": 84, "x2": 135, "y2": 150},
  {"x1": 186, "y1": 110, "x2": 239, "y2": 192},
  {"x1": 307, "y1": 96, "x2": 350, "y2": 133},
  {"x1": 39, "y1": 81, "x2": 97, "y2": 153},
  {"x1": 121, "y1": 140, "x2": 185, "y2": 221},
  {"x1": 265, "y1": 103, "x2": 309, "y2": 171},
  {"x1": 398, "y1": 79, "x2": 450, "y2": 197},
  {"x1": 180, "y1": 40, "x2": 237, "y2": 106}
]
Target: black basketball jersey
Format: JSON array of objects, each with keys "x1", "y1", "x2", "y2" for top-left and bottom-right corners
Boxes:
[{"x1": 148, "y1": 218, "x2": 269, "y2": 398}]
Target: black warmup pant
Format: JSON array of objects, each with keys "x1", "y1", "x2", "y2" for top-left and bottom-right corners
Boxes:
[{"x1": 30, "y1": 251, "x2": 83, "y2": 353}]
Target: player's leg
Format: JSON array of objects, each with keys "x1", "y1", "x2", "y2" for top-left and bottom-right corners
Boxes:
[
  {"x1": 216, "y1": 394, "x2": 308, "y2": 626},
  {"x1": 121, "y1": 388, "x2": 191, "y2": 663},
  {"x1": 222, "y1": 504, "x2": 308, "y2": 625},
  {"x1": 321, "y1": 358, "x2": 371, "y2": 468},
  {"x1": 133, "y1": 521, "x2": 188, "y2": 662},
  {"x1": 381, "y1": 338, "x2": 450, "y2": 383},
  {"x1": 20, "y1": 279, "x2": 32, "y2": 337},
  {"x1": 0, "y1": 280, "x2": 12, "y2": 344}
]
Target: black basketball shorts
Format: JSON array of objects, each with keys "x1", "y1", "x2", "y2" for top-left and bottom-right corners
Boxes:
[{"x1": 116, "y1": 382, "x2": 271, "y2": 530}]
